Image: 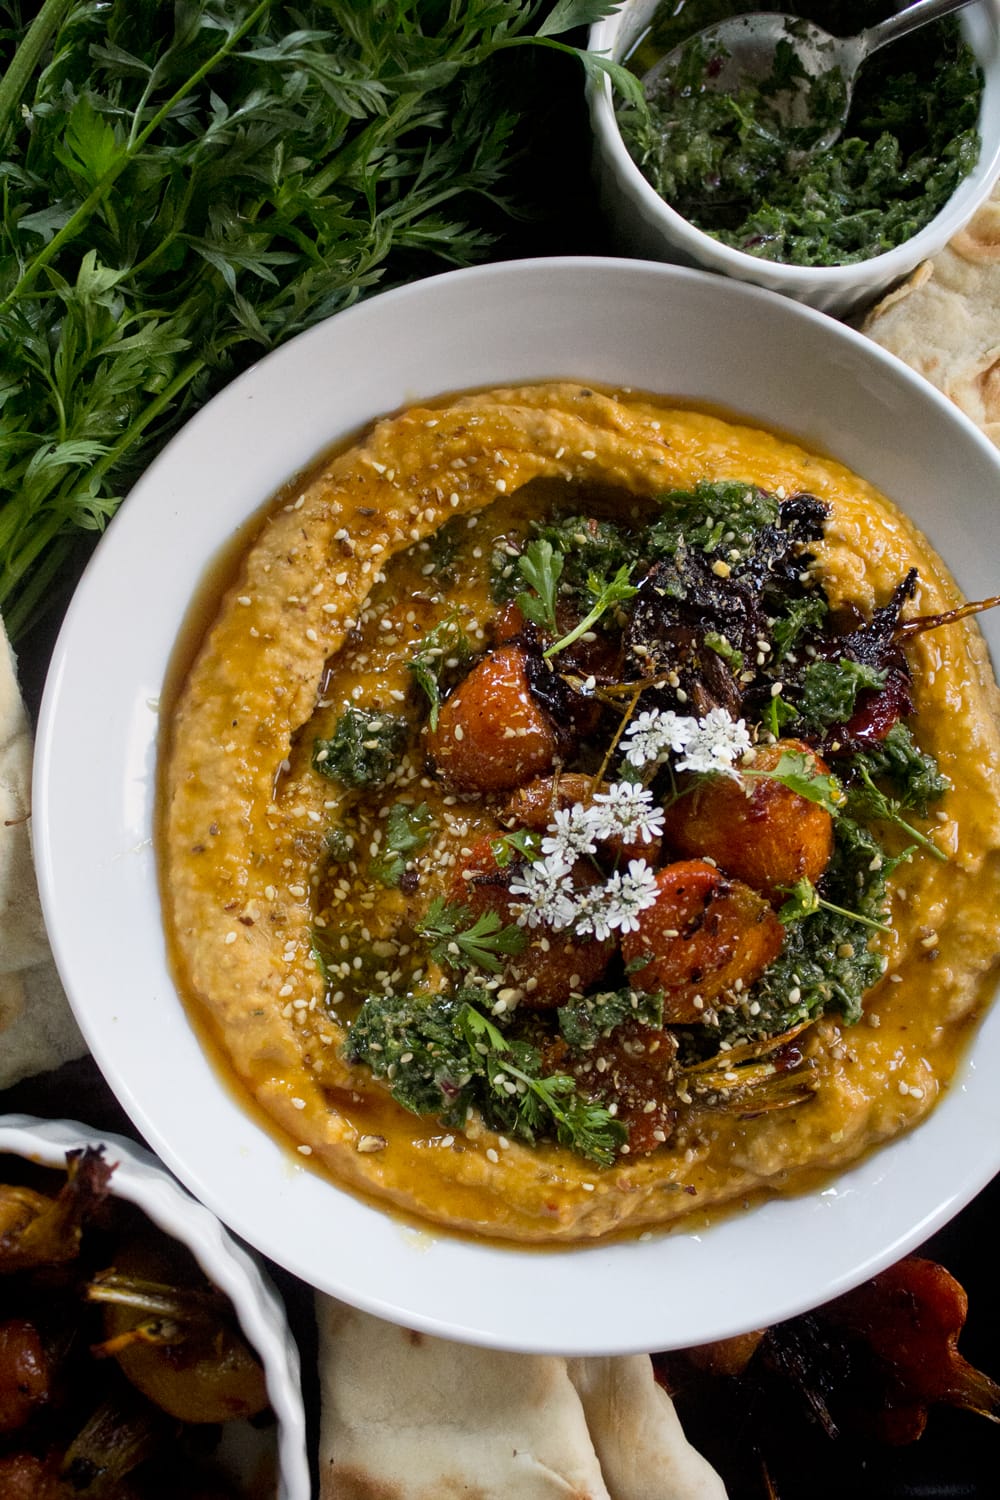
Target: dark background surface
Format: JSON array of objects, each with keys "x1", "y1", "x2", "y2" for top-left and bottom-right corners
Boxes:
[{"x1": 3, "y1": 28, "x2": 998, "y2": 1500}]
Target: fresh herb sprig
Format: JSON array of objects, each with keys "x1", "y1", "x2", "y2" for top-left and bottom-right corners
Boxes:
[
  {"x1": 416, "y1": 897, "x2": 527, "y2": 975},
  {"x1": 847, "y1": 764, "x2": 947, "y2": 861},
  {"x1": 406, "y1": 612, "x2": 472, "y2": 731},
  {"x1": 346, "y1": 986, "x2": 627, "y2": 1165},
  {"x1": 459, "y1": 1005, "x2": 626, "y2": 1166},
  {"x1": 744, "y1": 747, "x2": 845, "y2": 817},
  {"x1": 544, "y1": 564, "x2": 638, "y2": 658},
  {"x1": 516, "y1": 538, "x2": 563, "y2": 632},
  {"x1": 778, "y1": 876, "x2": 891, "y2": 934}
]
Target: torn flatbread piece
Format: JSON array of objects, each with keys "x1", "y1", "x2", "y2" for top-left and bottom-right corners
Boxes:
[
  {"x1": 862, "y1": 180, "x2": 1000, "y2": 446},
  {"x1": 0, "y1": 616, "x2": 85, "y2": 1085},
  {"x1": 316, "y1": 1297, "x2": 726, "y2": 1500}
]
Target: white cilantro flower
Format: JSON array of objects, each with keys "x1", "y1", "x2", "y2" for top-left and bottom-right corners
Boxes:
[
  {"x1": 601, "y1": 859, "x2": 660, "y2": 934},
  {"x1": 566, "y1": 882, "x2": 618, "y2": 943},
  {"x1": 509, "y1": 851, "x2": 577, "y2": 930},
  {"x1": 622, "y1": 707, "x2": 696, "y2": 768},
  {"x1": 590, "y1": 781, "x2": 665, "y2": 845},
  {"x1": 540, "y1": 802, "x2": 599, "y2": 859},
  {"x1": 675, "y1": 706, "x2": 752, "y2": 780}
]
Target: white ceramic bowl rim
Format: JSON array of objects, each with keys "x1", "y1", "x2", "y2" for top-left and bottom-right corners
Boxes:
[
  {"x1": 0, "y1": 1115, "x2": 310, "y2": 1500},
  {"x1": 32, "y1": 256, "x2": 1000, "y2": 1355},
  {"x1": 588, "y1": 0, "x2": 1000, "y2": 286}
]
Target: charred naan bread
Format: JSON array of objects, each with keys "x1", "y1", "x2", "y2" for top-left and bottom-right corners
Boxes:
[{"x1": 316, "y1": 1297, "x2": 726, "y2": 1500}]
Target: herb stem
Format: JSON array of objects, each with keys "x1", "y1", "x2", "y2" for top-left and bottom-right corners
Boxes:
[
  {"x1": 0, "y1": 0, "x2": 76, "y2": 147},
  {"x1": 817, "y1": 896, "x2": 891, "y2": 934}
]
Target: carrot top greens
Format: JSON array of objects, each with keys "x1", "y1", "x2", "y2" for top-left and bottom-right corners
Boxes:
[{"x1": 0, "y1": 0, "x2": 639, "y2": 640}]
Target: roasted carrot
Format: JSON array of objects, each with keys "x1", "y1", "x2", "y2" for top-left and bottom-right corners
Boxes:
[{"x1": 623, "y1": 860, "x2": 785, "y2": 1022}]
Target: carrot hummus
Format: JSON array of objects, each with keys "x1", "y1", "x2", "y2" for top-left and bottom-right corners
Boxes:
[{"x1": 159, "y1": 382, "x2": 1000, "y2": 1243}]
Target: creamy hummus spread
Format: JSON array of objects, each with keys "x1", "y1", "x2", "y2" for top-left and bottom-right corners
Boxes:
[{"x1": 160, "y1": 382, "x2": 1000, "y2": 1243}]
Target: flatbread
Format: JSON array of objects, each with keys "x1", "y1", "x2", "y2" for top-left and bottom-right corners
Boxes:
[
  {"x1": 316, "y1": 1298, "x2": 727, "y2": 1500},
  {"x1": 0, "y1": 616, "x2": 85, "y2": 1085},
  {"x1": 862, "y1": 179, "x2": 1000, "y2": 446}
]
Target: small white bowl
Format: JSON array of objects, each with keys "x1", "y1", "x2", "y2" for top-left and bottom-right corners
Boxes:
[
  {"x1": 588, "y1": 0, "x2": 1000, "y2": 316},
  {"x1": 0, "y1": 1115, "x2": 310, "y2": 1500}
]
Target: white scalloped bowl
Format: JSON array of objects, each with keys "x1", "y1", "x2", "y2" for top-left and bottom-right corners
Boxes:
[
  {"x1": 588, "y1": 0, "x2": 1000, "y2": 316},
  {"x1": 0, "y1": 1115, "x2": 310, "y2": 1500},
  {"x1": 32, "y1": 257, "x2": 1000, "y2": 1355}
]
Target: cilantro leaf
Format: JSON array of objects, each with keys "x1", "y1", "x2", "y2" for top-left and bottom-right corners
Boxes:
[
  {"x1": 544, "y1": 563, "x2": 638, "y2": 658},
  {"x1": 743, "y1": 747, "x2": 845, "y2": 817},
  {"x1": 406, "y1": 612, "x2": 472, "y2": 731},
  {"x1": 416, "y1": 897, "x2": 527, "y2": 975},
  {"x1": 517, "y1": 538, "x2": 563, "y2": 632}
]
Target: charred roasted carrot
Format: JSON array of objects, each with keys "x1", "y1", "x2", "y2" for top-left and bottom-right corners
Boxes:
[
  {"x1": 622, "y1": 860, "x2": 785, "y2": 1022},
  {"x1": 427, "y1": 646, "x2": 559, "y2": 792},
  {"x1": 824, "y1": 1255, "x2": 1000, "y2": 1444},
  {"x1": 660, "y1": 739, "x2": 835, "y2": 903}
]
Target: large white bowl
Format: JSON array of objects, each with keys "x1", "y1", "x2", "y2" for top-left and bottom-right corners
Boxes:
[
  {"x1": 0, "y1": 1115, "x2": 310, "y2": 1498},
  {"x1": 588, "y1": 0, "x2": 1000, "y2": 316},
  {"x1": 33, "y1": 258, "x2": 1000, "y2": 1355}
]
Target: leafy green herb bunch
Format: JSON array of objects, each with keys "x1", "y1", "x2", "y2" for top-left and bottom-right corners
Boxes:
[{"x1": 0, "y1": 0, "x2": 636, "y2": 639}]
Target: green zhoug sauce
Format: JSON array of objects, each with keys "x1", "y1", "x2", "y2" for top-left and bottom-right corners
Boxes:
[{"x1": 619, "y1": 0, "x2": 982, "y2": 266}]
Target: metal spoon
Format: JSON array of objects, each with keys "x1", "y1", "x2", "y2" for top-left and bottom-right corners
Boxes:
[{"x1": 642, "y1": 0, "x2": 981, "y2": 151}]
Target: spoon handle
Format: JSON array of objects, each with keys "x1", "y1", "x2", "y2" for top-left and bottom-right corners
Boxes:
[{"x1": 862, "y1": 0, "x2": 980, "y2": 57}]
